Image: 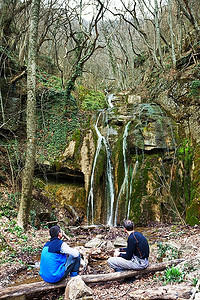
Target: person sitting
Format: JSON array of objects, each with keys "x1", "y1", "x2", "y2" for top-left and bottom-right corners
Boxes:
[
  {"x1": 39, "y1": 225, "x2": 80, "y2": 283},
  {"x1": 108, "y1": 219, "x2": 149, "y2": 272}
]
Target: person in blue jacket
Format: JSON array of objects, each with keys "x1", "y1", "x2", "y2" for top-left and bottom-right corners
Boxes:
[
  {"x1": 108, "y1": 219, "x2": 149, "y2": 272},
  {"x1": 39, "y1": 225, "x2": 80, "y2": 283}
]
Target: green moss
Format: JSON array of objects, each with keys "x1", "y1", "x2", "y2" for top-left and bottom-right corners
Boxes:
[
  {"x1": 186, "y1": 143, "x2": 200, "y2": 225},
  {"x1": 185, "y1": 198, "x2": 200, "y2": 225},
  {"x1": 77, "y1": 85, "x2": 106, "y2": 111},
  {"x1": 129, "y1": 156, "x2": 149, "y2": 224},
  {"x1": 113, "y1": 136, "x2": 125, "y2": 190}
]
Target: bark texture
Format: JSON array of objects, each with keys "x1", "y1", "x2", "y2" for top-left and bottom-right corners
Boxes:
[{"x1": 17, "y1": 0, "x2": 41, "y2": 229}]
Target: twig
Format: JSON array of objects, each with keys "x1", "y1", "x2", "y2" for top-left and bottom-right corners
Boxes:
[{"x1": 121, "y1": 286, "x2": 131, "y2": 296}]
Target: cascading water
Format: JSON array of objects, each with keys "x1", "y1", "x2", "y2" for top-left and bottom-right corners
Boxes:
[
  {"x1": 87, "y1": 96, "x2": 177, "y2": 226},
  {"x1": 107, "y1": 94, "x2": 114, "y2": 108},
  {"x1": 87, "y1": 113, "x2": 104, "y2": 224},
  {"x1": 87, "y1": 95, "x2": 115, "y2": 225},
  {"x1": 114, "y1": 121, "x2": 131, "y2": 226}
]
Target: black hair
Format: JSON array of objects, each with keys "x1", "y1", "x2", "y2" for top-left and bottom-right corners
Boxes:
[
  {"x1": 123, "y1": 219, "x2": 134, "y2": 231},
  {"x1": 49, "y1": 225, "x2": 61, "y2": 238}
]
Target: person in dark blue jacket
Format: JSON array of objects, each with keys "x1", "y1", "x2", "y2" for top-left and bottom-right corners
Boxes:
[
  {"x1": 108, "y1": 220, "x2": 149, "y2": 272},
  {"x1": 39, "y1": 225, "x2": 80, "y2": 283}
]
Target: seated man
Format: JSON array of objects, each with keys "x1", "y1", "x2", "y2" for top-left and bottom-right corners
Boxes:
[
  {"x1": 108, "y1": 220, "x2": 149, "y2": 272},
  {"x1": 39, "y1": 225, "x2": 80, "y2": 283}
]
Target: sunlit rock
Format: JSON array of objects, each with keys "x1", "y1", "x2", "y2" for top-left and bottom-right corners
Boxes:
[
  {"x1": 127, "y1": 94, "x2": 142, "y2": 104},
  {"x1": 113, "y1": 237, "x2": 127, "y2": 247},
  {"x1": 85, "y1": 238, "x2": 103, "y2": 248},
  {"x1": 65, "y1": 275, "x2": 94, "y2": 300},
  {"x1": 63, "y1": 141, "x2": 76, "y2": 159}
]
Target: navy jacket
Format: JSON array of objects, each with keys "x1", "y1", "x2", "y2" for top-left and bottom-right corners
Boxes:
[{"x1": 119, "y1": 231, "x2": 149, "y2": 260}]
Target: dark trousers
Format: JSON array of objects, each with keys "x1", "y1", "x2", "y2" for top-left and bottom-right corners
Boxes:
[{"x1": 63, "y1": 254, "x2": 81, "y2": 278}]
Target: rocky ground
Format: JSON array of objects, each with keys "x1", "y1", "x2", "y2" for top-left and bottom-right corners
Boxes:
[{"x1": 0, "y1": 217, "x2": 200, "y2": 299}]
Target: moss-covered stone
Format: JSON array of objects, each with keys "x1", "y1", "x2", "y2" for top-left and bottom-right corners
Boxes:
[{"x1": 186, "y1": 143, "x2": 200, "y2": 225}]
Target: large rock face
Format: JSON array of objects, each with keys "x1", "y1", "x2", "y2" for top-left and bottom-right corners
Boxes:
[
  {"x1": 149, "y1": 74, "x2": 200, "y2": 225},
  {"x1": 85, "y1": 98, "x2": 184, "y2": 226},
  {"x1": 34, "y1": 89, "x2": 199, "y2": 226}
]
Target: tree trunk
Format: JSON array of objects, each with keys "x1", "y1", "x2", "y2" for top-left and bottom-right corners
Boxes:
[
  {"x1": 154, "y1": 0, "x2": 164, "y2": 67},
  {"x1": 176, "y1": 0, "x2": 200, "y2": 38},
  {"x1": 17, "y1": 0, "x2": 41, "y2": 230},
  {"x1": 168, "y1": 0, "x2": 176, "y2": 67}
]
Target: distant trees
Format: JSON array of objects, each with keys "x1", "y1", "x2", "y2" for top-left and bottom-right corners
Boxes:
[
  {"x1": 109, "y1": 0, "x2": 199, "y2": 80},
  {"x1": 63, "y1": 0, "x2": 105, "y2": 108}
]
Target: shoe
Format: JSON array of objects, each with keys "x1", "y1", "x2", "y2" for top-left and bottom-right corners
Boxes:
[{"x1": 70, "y1": 271, "x2": 79, "y2": 277}]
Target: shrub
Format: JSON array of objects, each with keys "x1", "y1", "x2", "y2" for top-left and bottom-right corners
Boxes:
[
  {"x1": 188, "y1": 80, "x2": 200, "y2": 97},
  {"x1": 77, "y1": 85, "x2": 106, "y2": 111}
]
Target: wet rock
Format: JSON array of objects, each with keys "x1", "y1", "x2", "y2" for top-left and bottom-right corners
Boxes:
[{"x1": 65, "y1": 275, "x2": 94, "y2": 300}]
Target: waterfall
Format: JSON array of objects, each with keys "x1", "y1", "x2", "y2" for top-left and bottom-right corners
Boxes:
[
  {"x1": 87, "y1": 113, "x2": 104, "y2": 224},
  {"x1": 87, "y1": 99, "x2": 176, "y2": 226},
  {"x1": 107, "y1": 94, "x2": 114, "y2": 108},
  {"x1": 114, "y1": 121, "x2": 131, "y2": 226},
  {"x1": 87, "y1": 95, "x2": 115, "y2": 225}
]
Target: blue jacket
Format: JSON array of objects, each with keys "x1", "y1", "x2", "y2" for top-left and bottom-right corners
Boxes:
[{"x1": 39, "y1": 237, "x2": 67, "y2": 283}]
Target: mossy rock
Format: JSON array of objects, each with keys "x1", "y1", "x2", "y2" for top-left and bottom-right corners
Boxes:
[{"x1": 185, "y1": 198, "x2": 200, "y2": 225}]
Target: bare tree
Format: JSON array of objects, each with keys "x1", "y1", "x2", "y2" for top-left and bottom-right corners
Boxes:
[
  {"x1": 168, "y1": 0, "x2": 176, "y2": 67},
  {"x1": 63, "y1": 0, "x2": 105, "y2": 108},
  {"x1": 175, "y1": 0, "x2": 200, "y2": 38},
  {"x1": 100, "y1": 0, "x2": 164, "y2": 69}
]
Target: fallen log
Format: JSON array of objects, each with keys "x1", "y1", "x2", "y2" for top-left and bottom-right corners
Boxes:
[
  {"x1": 81, "y1": 258, "x2": 184, "y2": 284},
  {"x1": 0, "y1": 259, "x2": 184, "y2": 299},
  {"x1": 128, "y1": 283, "x2": 192, "y2": 300}
]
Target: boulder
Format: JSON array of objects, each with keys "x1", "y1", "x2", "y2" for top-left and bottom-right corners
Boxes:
[
  {"x1": 65, "y1": 275, "x2": 94, "y2": 300},
  {"x1": 85, "y1": 238, "x2": 103, "y2": 248},
  {"x1": 63, "y1": 141, "x2": 76, "y2": 159},
  {"x1": 113, "y1": 237, "x2": 127, "y2": 247},
  {"x1": 127, "y1": 94, "x2": 142, "y2": 104}
]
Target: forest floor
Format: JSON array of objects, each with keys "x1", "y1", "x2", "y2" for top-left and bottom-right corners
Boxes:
[{"x1": 0, "y1": 215, "x2": 200, "y2": 299}]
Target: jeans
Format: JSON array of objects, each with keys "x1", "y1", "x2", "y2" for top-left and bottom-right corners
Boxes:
[{"x1": 58, "y1": 254, "x2": 80, "y2": 281}]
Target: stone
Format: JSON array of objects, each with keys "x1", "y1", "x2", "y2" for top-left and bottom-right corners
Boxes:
[
  {"x1": 127, "y1": 94, "x2": 142, "y2": 104},
  {"x1": 63, "y1": 141, "x2": 76, "y2": 159},
  {"x1": 106, "y1": 240, "x2": 115, "y2": 252},
  {"x1": 85, "y1": 238, "x2": 103, "y2": 248},
  {"x1": 113, "y1": 237, "x2": 127, "y2": 247},
  {"x1": 65, "y1": 275, "x2": 94, "y2": 300}
]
